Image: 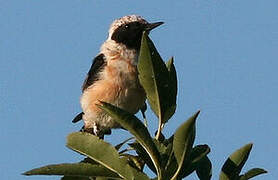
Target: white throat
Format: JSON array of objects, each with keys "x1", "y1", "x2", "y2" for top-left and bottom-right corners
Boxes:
[{"x1": 100, "y1": 39, "x2": 139, "y2": 66}]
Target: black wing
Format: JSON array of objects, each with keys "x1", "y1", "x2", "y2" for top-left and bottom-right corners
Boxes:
[{"x1": 82, "y1": 53, "x2": 106, "y2": 92}]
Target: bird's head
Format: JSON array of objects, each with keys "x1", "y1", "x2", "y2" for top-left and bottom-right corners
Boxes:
[{"x1": 108, "y1": 15, "x2": 163, "y2": 50}]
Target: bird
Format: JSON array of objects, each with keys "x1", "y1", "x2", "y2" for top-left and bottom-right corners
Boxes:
[{"x1": 72, "y1": 15, "x2": 164, "y2": 138}]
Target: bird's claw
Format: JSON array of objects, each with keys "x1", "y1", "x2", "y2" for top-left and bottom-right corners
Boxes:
[{"x1": 80, "y1": 123, "x2": 111, "y2": 139}]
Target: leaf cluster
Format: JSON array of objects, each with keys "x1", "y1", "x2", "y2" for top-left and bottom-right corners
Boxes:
[{"x1": 23, "y1": 33, "x2": 266, "y2": 180}]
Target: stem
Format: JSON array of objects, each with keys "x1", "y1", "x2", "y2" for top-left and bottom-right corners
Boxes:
[
  {"x1": 143, "y1": 115, "x2": 148, "y2": 128},
  {"x1": 118, "y1": 148, "x2": 134, "y2": 154},
  {"x1": 155, "y1": 115, "x2": 163, "y2": 140}
]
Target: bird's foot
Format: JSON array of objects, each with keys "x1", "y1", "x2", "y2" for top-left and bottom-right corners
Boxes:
[{"x1": 80, "y1": 123, "x2": 111, "y2": 139}]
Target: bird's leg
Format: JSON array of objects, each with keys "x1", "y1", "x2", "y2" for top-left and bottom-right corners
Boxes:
[
  {"x1": 79, "y1": 125, "x2": 85, "y2": 132},
  {"x1": 92, "y1": 122, "x2": 105, "y2": 139},
  {"x1": 80, "y1": 122, "x2": 112, "y2": 139},
  {"x1": 80, "y1": 123, "x2": 105, "y2": 139}
]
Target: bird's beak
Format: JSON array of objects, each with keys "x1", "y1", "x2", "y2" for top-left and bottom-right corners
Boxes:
[{"x1": 145, "y1": 22, "x2": 164, "y2": 32}]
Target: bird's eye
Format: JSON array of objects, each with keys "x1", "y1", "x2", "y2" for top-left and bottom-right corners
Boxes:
[{"x1": 125, "y1": 25, "x2": 129, "y2": 29}]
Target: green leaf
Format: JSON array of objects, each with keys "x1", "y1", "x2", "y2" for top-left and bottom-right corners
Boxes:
[
  {"x1": 129, "y1": 140, "x2": 166, "y2": 170},
  {"x1": 220, "y1": 143, "x2": 253, "y2": 180},
  {"x1": 61, "y1": 176, "x2": 92, "y2": 180},
  {"x1": 164, "y1": 143, "x2": 210, "y2": 179},
  {"x1": 153, "y1": 139, "x2": 167, "y2": 155},
  {"x1": 23, "y1": 163, "x2": 119, "y2": 178},
  {"x1": 120, "y1": 154, "x2": 144, "y2": 172},
  {"x1": 173, "y1": 111, "x2": 199, "y2": 164},
  {"x1": 190, "y1": 144, "x2": 210, "y2": 164},
  {"x1": 115, "y1": 137, "x2": 134, "y2": 151},
  {"x1": 195, "y1": 156, "x2": 212, "y2": 180},
  {"x1": 138, "y1": 32, "x2": 171, "y2": 124},
  {"x1": 164, "y1": 153, "x2": 178, "y2": 180},
  {"x1": 153, "y1": 139, "x2": 170, "y2": 170},
  {"x1": 239, "y1": 168, "x2": 267, "y2": 180},
  {"x1": 129, "y1": 142, "x2": 156, "y2": 174},
  {"x1": 66, "y1": 132, "x2": 133, "y2": 180},
  {"x1": 171, "y1": 111, "x2": 199, "y2": 180},
  {"x1": 99, "y1": 102, "x2": 162, "y2": 179},
  {"x1": 164, "y1": 57, "x2": 177, "y2": 121},
  {"x1": 176, "y1": 145, "x2": 211, "y2": 179},
  {"x1": 120, "y1": 155, "x2": 150, "y2": 180},
  {"x1": 130, "y1": 168, "x2": 150, "y2": 180},
  {"x1": 164, "y1": 139, "x2": 174, "y2": 169}
]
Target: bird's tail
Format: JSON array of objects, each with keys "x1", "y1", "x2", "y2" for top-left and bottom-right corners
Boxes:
[{"x1": 72, "y1": 112, "x2": 84, "y2": 123}]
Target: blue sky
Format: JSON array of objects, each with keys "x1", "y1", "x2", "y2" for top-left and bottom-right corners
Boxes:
[{"x1": 1, "y1": 1, "x2": 277, "y2": 179}]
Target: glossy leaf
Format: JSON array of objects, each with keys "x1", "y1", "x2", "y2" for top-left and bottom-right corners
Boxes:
[
  {"x1": 129, "y1": 142, "x2": 156, "y2": 174},
  {"x1": 176, "y1": 145, "x2": 211, "y2": 179},
  {"x1": 23, "y1": 163, "x2": 119, "y2": 178},
  {"x1": 138, "y1": 32, "x2": 172, "y2": 124},
  {"x1": 171, "y1": 111, "x2": 199, "y2": 179},
  {"x1": 130, "y1": 168, "x2": 150, "y2": 180},
  {"x1": 119, "y1": 155, "x2": 150, "y2": 180},
  {"x1": 121, "y1": 154, "x2": 145, "y2": 172},
  {"x1": 115, "y1": 137, "x2": 134, "y2": 151},
  {"x1": 66, "y1": 132, "x2": 133, "y2": 180},
  {"x1": 195, "y1": 156, "x2": 212, "y2": 180},
  {"x1": 164, "y1": 153, "x2": 178, "y2": 180},
  {"x1": 173, "y1": 111, "x2": 199, "y2": 164},
  {"x1": 220, "y1": 143, "x2": 253, "y2": 180},
  {"x1": 164, "y1": 139, "x2": 174, "y2": 168},
  {"x1": 164, "y1": 57, "x2": 177, "y2": 121},
  {"x1": 95, "y1": 177, "x2": 109, "y2": 180},
  {"x1": 61, "y1": 176, "x2": 91, "y2": 180},
  {"x1": 128, "y1": 141, "x2": 164, "y2": 174},
  {"x1": 190, "y1": 144, "x2": 210, "y2": 164},
  {"x1": 239, "y1": 168, "x2": 267, "y2": 180},
  {"x1": 98, "y1": 102, "x2": 162, "y2": 179}
]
